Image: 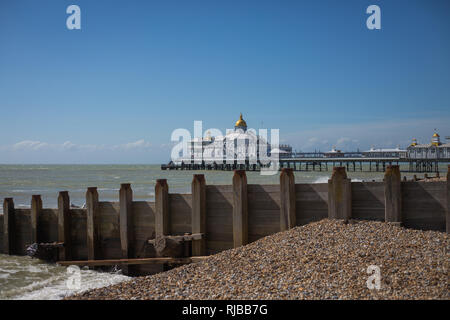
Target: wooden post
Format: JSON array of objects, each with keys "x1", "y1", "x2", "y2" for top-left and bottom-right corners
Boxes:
[
  {"x1": 447, "y1": 165, "x2": 450, "y2": 233},
  {"x1": 384, "y1": 165, "x2": 402, "y2": 224},
  {"x1": 232, "y1": 170, "x2": 248, "y2": 247},
  {"x1": 31, "y1": 195, "x2": 42, "y2": 244},
  {"x1": 155, "y1": 179, "x2": 169, "y2": 237},
  {"x1": 86, "y1": 187, "x2": 100, "y2": 261},
  {"x1": 280, "y1": 168, "x2": 296, "y2": 231},
  {"x1": 191, "y1": 174, "x2": 206, "y2": 256},
  {"x1": 119, "y1": 184, "x2": 133, "y2": 274},
  {"x1": 58, "y1": 191, "x2": 71, "y2": 261},
  {"x1": 328, "y1": 167, "x2": 352, "y2": 220},
  {"x1": 3, "y1": 198, "x2": 15, "y2": 255}
]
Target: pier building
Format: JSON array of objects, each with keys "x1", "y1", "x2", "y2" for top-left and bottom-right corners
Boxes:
[
  {"x1": 407, "y1": 132, "x2": 450, "y2": 159},
  {"x1": 184, "y1": 113, "x2": 288, "y2": 165},
  {"x1": 362, "y1": 147, "x2": 407, "y2": 158}
]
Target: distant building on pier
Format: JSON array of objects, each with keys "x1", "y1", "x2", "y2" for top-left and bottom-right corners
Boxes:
[
  {"x1": 362, "y1": 146, "x2": 407, "y2": 158},
  {"x1": 186, "y1": 113, "x2": 293, "y2": 163},
  {"x1": 271, "y1": 144, "x2": 292, "y2": 159},
  {"x1": 324, "y1": 146, "x2": 343, "y2": 158},
  {"x1": 407, "y1": 131, "x2": 450, "y2": 159}
]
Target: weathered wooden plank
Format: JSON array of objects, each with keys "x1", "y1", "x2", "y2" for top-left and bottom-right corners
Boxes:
[
  {"x1": 98, "y1": 202, "x2": 121, "y2": 260},
  {"x1": 232, "y1": 170, "x2": 248, "y2": 247},
  {"x1": 130, "y1": 201, "x2": 156, "y2": 262},
  {"x1": 170, "y1": 197, "x2": 192, "y2": 212},
  {"x1": 328, "y1": 167, "x2": 351, "y2": 220},
  {"x1": 205, "y1": 201, "x2": 234, "y2": 212},
  {"x1": 205, "y1": 208, "x2": 235, "y2": 219},
  {"x1": 206, "y1": 191, "x2": 233, "y2": 251},
  {"x1": 400, "y1": 180, "x2": 445, "y2": 191},
  {"x1": 247, "y1": 184, "x2": 280, "y2": 193},
  {"x1": 295, "y1": 184, "x2": 328, "y2": 203},
  {"x1": 295, "y1": 183, "x2": 329, "y2": 226},
  {"x1": 191, "y1": 174, "x2": 206, "y2": 256},
  {"x1": 205, "y1": 192, "x2": 234, "y2": 205},
  {"x1": 280, "y1": 168, "x2": 296, "y2": 231},
  {"x1": 206, "y1": 215, "x2": 234, "y2": 229},
  {"x1": 69, "y1": 209, "x2": 87, "y2": 260},
  {"x1": 169, "y1": 194, "x2": 192, "y2": 235},
  {"x1": 131, "y1": 202, "x2": 155, "y2": 225},
  {"x1": 447, "y1": 165, "x2": 450, "y2": 234},
  {"x1": 206, "y1": 241, "x2": 234, "y2": 255},
  {"x1": 86, "y1": 187, "x2": 100, "y2": 260},
  {"x1": 246, "y1": 198, "x2": 281, "y2": 211},
  {"x1": 58, "y1": 192, "x2": 71, "y2": 261},
  {"x1": 385, "y1": 165, "x2": 401, "y2": 224},
  {"x1": 248, "y1": 210, "x2": 282, "y2": 224},
  {"x1": 146, "y1": 180, "x2": 171, "y2": 273},
  {"x1": 248, "y1": 209, "x2": 280, "y2": 243},
  {"x1": 31, "y1": 195, "x2": 42, "y2": 244},
  {"x1": 352, "y1": 182, "x2": 385, "y2": 221},
  {"x1": 40, "y1": 209, "x2": 59, "y2": 244},
  {"x1": 119, "y1": 184, "x2": 133, "y2": 269},
  {"x1": 155, "y1": 179, "x2": 169, "y2": 237},
  {"x1": 247, "y1": 189, "x2": 281, "y2": 202},
  {"x1": 402, "y1": 181, "x2": 446, "y2": 231},
  {"x1": 57, "y1": 256, "x2": 208, "y2": 267},
  {"x1": 296, "y1": 183, "x2": 328, "y2": 194},
  {"x1": 169, "y1": 194, "x2": 192, "y2": 204},
  {"x1": 3, "y1": 198, "x2": 14, "y2": 255},
  {"x1": 14, "y1": 209, "x2": 32, "y2": 255},
  {"x1": 0, "y1": 215, "x2": 3, "y2": 253},
  {"x1": 410, "y1": 181, "x2": 446, "y2": 193},
  {"x1": 206, "y1": 185, "x2": 233, "y2": 193},
  {"x1": 148, "y1": 233, "x2": 204, "y2": 243}
]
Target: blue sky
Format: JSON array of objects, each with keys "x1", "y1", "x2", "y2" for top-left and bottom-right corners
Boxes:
[{"x1": 0, "y1": 0, "x2": 449, "y2": 163}]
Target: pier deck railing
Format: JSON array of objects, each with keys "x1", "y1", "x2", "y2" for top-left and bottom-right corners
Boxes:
[{"x1": 163, "y1": 157, "x2": 450, "y2": 172}]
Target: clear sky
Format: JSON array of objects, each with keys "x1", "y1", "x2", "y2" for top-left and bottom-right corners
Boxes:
[{"x1": 0, "y1": 0, "x2": 449, "y2": 163}]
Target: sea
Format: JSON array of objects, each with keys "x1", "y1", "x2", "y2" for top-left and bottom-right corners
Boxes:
[{"x1": 0, "y1": 164, "x2": 444, "y2": 299}]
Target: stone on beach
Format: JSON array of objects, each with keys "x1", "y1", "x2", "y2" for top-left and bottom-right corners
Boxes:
[{"x1": 67, "y1": 219, "x2": 449, "y2": 300}]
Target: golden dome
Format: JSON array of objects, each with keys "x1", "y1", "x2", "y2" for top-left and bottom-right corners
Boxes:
[
  {"x1": 235, "y1": 113, "x2": 247, "y2": 127},
  {"x1": 432, "y1": 132, "x2": 439, "y2": 137},
  {"x1": 410, "y1": 138, "x2": 417, "y2": 146}
]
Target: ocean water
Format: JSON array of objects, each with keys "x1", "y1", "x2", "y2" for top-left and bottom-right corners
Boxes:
[
  {"x1": 0, "y1": 254, "x2": 129, "y2": 300},
  {"x1": 0, "y1": 164, "x2": 444, "y2": 299},
  {"x1": 1, "y1": 163, "x2": 440, "y2": 211}
]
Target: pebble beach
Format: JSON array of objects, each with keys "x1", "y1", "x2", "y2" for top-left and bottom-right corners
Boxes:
[{"x1": 67, "y1": 219, "x2": 449, "y2": 300}]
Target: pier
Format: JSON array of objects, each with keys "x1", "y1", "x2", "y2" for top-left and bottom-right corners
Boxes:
[
  {"x1": 162, "y1": 156, "x2": 450, "y2": 173},
  {"x1": 163, "y1": 116, "x2": 450, "y2": 173}
]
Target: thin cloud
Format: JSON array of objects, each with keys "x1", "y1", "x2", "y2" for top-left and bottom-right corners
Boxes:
[
  {"x1": 13, "y1": 140, "x2": 49, "y2": 151},
  {"x1": 122, "y1": 139, "x2": 151, "y2": 149},
  {"x1": 6, "y1": 139, "x2": 153, "y2": 152}
]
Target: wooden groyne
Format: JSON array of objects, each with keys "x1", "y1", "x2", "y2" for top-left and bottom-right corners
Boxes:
[{"x1": 1, "y1": 165, "x2": 449, "y2": 276}]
